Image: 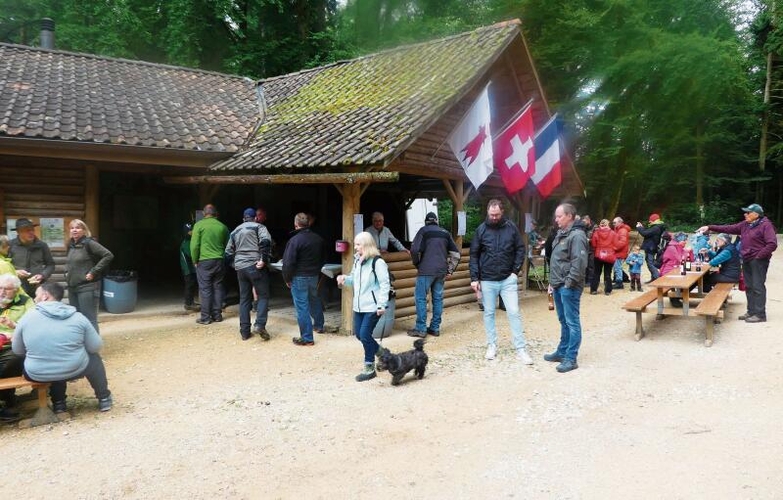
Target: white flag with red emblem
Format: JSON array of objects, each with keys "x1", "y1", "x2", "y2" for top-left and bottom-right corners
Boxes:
[
  {"x1": 447, "y1": 86, "x2": 493, "y2": 189},
  {"x1": 493, "y1": 103, "x2": 535, "y2": 194}
]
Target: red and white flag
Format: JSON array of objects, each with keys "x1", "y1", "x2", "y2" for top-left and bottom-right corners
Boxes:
[
  {"x1": 531, "y1": 115, "x2": 562, "y2": 199},
  {"x1": 493, "y1": 104, "x2": 535, "y2": 194},
  {"x1": 447, "y1": 86, "x2": 493, "y2": 189}
]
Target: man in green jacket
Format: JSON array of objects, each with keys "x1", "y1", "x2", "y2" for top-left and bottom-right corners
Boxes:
[{"x1": 190, "y1": 204, "x2": 229, "y2": 325}]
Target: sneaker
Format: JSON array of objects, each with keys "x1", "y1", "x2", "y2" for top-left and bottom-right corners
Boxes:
[
  {"x1": 590, "y1": 291, "x2": 598, "y2": 295},
  {"x1": 426, "y1": 329, "x2": 440, "y2": 337},
  {"x1": 543, "y1": 352, "x2": 563, "y2": 363},
  {"x1": 253, "y1": 326, "x2": 271, "y2": 340},
  {"x1": 738, "y1": 313, "x2": 749, "y2": 320},
  {"x1": 516, "y1": 349, "x2": 534, "y2": 365},
  {"x1": 292, "y1": 337, "x2": 314, "y2": 346},
  {"x1": 98, "y1": 395, "x2": 113, "y2": 412},
  {"x1": 556, "y1": 359, "x2": 579, "y2": 373},
  {"x1": 485, "y1": 344, "x2": 497, "y2": 360},
  {"x1": 313, "y1": 328, "x2": 326, "y2": 334},
  {"x1": 407, "y1": 329, "x2": 426, "y2": 338},
  {"x1": 212, "y1": 315, "x2": 224, "y2": 323},
  {"x1": 52, "y1": 400, "x2": 67, "y2": 413},
  {"x1": 355, "y1": 365, "x2": 377, "y2": 382},
  {"x1": 196, "y1": 318, "x2": 212, "y2": 325},
  {"x1": 745, "y1": 315, "x2": 766, "y2": 323}
]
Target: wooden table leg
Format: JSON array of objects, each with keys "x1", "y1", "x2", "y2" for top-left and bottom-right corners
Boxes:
[
  {"x1": 704, "y1": 316, "x2": 714, "y2": 347},
  {"x1": 635, "y1": 312, "x2": 644, "y2": 341},
  {"x1": 683, "y1": 287, "x2": 690, "y2": 316}
]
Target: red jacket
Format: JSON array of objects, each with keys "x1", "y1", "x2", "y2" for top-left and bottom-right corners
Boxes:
[
  {"x1": 613, "y1": 223, "x2": 631, "y2": 259},
  {"x1": 591, "y1": 226, "x2": 617, "y2": 263}
]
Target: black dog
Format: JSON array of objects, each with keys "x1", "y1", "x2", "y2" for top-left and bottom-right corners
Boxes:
[{"x1": 376, "y1": 339, "x2": 428, "y2": 386}]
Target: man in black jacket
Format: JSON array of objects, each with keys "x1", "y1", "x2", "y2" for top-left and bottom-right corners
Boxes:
[
  {"x1": 282, "y1": 213, "x2": 325, "y2": 346},
  {"x1": 407, "y1": 212, "x2": 460, "y2": 337},
  {"x1": 636, "y1": 213, "x2": 666, "y2": 282},
  {"x1": 469, "y1": 199, "x2": 532, "y2": 365}
]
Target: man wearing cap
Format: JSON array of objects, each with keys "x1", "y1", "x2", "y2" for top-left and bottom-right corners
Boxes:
[
  {"x1": 190, "y1": 204, "x2": 229, "y2": 325},
  {"x1": 698, "y1": 203, "x2": 778, "y2": 323},
  {"x1": 225, "y1": 208, "x2": 273, "y2": 341},
  {"x1": 365, "y1": 212, "x2": 410, "y2": 255},
  {"x1": 8, "y1": 218, "x2": 55, "y2": 297},
  {"x1": 407, "y1": 212, "x2": 461, "y2": 337},
  {"x1": 636, "y1": 213, "x2": 666, "y2": 282}
]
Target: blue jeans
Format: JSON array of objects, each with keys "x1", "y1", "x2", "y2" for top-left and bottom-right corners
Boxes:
[
  {"x1": 552, "y1": 285, "x2": 583, "y2": 361},
  {"x1": 414, "y1": 275, "x2": 444, "y2": 332},
  {"x1": 480, "y1": 274, "x2": 526, "y2": 349},
  {"x1": 354, "y1": 311, "x2": 381, "y2": 363},
  {"x1": 613, "y1": 258, "x2": 624, "y2": 284},
  {"x1": 290, "y1": 276, "x2": 324, "y2": 341},
  {"x1": 237, "y1": 266, "x2": 269, "y2": 336},
  {"x1": 644, "y1": 251, "x2": 660, "y2": 280}
]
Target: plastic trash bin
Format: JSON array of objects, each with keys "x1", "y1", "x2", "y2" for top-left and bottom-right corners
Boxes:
[
  {"x1": 372, "y1": 296, "x2": 395, "y2": 339},
  {"x1": 102, "y1": 270, "x2": 137, "y2": 314}
]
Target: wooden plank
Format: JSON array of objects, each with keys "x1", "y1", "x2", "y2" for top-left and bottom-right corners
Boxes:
[
  {"x1": 164, "y1": 172, "x2": 399, "y2": 185},
  {"x1": 694, "y1": 283, "x2": 734, "y2": 317}
]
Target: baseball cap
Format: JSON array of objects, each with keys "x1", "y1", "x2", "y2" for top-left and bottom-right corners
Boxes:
[
  {"x1": 243, "y1": 208, "x2": 256, "y2": 219},
  {"x1": 425, "y1": 212, "x2": 438, "y2": 223},
  {"x1": 648, "y1": 213, "x2": 660, "y2": 222},
  {"x1": 742, "y1": 203, "x2": 763, "y2": 215}
]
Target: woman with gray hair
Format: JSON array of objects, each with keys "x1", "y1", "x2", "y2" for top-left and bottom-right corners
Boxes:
[{"x1": 699, "y1": 234, "x2": 741, "y2": 293}]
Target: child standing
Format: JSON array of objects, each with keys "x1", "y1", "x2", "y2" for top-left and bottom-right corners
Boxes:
[{"x1": 625, "y1": 245, "x2": 645, "y2": 291}]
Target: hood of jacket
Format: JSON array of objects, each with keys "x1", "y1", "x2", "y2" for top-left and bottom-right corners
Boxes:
[{"x1": 35, "y1": 301, "x2": 78, "y2": 320}]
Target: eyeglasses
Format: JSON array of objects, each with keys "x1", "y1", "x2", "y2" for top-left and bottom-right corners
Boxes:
[{"x1": 0, "y1": 287, "x2": 16, "y2": 291}]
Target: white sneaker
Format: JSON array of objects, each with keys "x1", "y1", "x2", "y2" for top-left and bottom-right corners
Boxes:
[
  {"x1": 516, "y1": 349, "x2": 534, "y2": 365},
  {"x1": 485, "y1": 344, "x2": 497, "y2": 360}
]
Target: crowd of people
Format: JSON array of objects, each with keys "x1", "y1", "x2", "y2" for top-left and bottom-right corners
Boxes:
[{"x1": 0, "y1": 199, "x2": 776, "y2": 422}]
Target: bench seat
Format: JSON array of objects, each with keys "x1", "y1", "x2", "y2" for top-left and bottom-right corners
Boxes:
[
  {"x1": 622, "y1": 288, "x2": 670, "y2": 340},
  {"x1": 694, "y1": 282, "x2": 734, "y2": 346},
  {"x1": 0, "y1": 376, "x2": 58, "y2": 427}
]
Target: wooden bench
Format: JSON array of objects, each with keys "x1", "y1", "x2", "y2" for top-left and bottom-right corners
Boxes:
[
  {"x1": 622, "y1": 288, "x2": 670, "y2": 341},
  {"x1": 694, "y1": 282, "x2": 734, "y2": 347},
  {"x1": 0, "y1": 376, "x2": 58, "y2": 426}
]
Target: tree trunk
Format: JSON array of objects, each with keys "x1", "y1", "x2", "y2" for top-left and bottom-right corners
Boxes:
[
  {"x1": 696, "y1": 123, "x2": 705, "y2": 207},
  {"x1": 759, "y1": 50, "x2": 773, "y2": 202}
]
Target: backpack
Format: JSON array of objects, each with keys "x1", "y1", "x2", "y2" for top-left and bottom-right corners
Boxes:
[
  {"x1": 653, "y1": 226, "x2": 667, "y2": 268},
  {"x1": 370, "y1": 256, "x2": 396, "y2": 300}
]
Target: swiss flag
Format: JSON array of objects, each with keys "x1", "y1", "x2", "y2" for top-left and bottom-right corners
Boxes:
[
  {"x1": 447, "y1": 85, "x2": 493, "y2": 189},
  {"x1": 493, "y1": 105, "x2": 535, "y2": 194}
]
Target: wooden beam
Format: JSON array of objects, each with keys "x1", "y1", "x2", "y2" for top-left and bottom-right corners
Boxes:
[
  {"x1": 340, "y1": 183, "x2": 361, "y2": 334},
  {"x1": 442, "y1": 179, "x2": 457, "y2": 204},
  {"x1": 84, "y1": 165, "x2": 99, "y2": 237},
  {"x1": 163, "y1": 172, "x2": 399, "y2": 185}
]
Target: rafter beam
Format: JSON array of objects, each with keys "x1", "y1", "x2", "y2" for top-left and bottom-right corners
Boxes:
[{"x1": 164, "y1": 172, "x2": 399, "y2": 185}]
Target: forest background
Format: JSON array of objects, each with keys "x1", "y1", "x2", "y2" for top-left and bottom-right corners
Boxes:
[{"x1": 3, "y1": 0, "x2": 783, "y2": 232}]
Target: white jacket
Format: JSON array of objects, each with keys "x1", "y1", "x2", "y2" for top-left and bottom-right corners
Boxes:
[{"x1": 344, "y1": 255, "x2": 391, "y2": 313}]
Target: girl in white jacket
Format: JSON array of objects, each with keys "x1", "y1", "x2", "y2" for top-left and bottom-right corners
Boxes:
[{"x1": 337, "y1": 232, "x2": 391, "y2": 381}]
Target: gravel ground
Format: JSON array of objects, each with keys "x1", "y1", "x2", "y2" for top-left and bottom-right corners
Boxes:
[{"x1": 2, "y1": 252, "x2": 782, "y2": 499}]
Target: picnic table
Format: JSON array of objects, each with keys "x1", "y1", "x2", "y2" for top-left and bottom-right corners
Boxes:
[{"x1": 622, "y1": 265, "x2": 734, "y2": 346}]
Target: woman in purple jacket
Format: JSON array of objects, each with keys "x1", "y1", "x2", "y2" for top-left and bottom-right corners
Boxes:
[{"x1": 698, "y1": 203, "x2": 778, "y2": 323}]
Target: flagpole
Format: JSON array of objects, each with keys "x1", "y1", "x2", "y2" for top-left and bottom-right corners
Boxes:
[{"x1": 492, "y1": 98, "x2": 534, "y2": 142}]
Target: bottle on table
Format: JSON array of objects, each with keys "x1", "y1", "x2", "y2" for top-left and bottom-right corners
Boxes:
[
  {"x1": 680, "y1": 257, "x2": 686, "y2": 275},
  {"x1": 685, "y1": 255, "x2": 692, "y2": 272}
]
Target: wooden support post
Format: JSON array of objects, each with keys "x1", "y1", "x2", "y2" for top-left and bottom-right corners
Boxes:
[
  {"x1": 340, "y1": 183, "x2": 362, "y2": 334},
  {"x1": 85, "y1": 165, "x2": 99, "y2": 237}
]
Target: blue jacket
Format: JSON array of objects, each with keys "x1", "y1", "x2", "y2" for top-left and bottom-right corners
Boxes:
[
  {"x1": 706, "y1": 243, "x2": 741, "y2": 281},
  {"x1": 625, "y1": 252, "x2": 644, "y2": 274},
  {"x1": 13, "y1": 301, "x2": 102, "y2": 381}
]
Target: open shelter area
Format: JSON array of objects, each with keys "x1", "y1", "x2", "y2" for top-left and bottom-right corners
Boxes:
[{"x1": 1, "y1": 240, "x2": 781, "y2": 499}]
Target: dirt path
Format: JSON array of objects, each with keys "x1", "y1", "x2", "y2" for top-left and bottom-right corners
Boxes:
[{"x1": 2, "y1": 249, "x2": 783, "y2": 499}]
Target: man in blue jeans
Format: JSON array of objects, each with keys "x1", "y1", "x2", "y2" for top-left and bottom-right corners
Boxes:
[
  {"x1": 544, "y1": 203, "x2": 589, "y2": 373},
  {"x1": 408, "y1": 212, "x2": 460, "y2": 337},
  {"x1": 469, "y1": 199, "x2": 533, "y2": 365},
  {"x1": 282, "y1": 213, "x2": 325, "y2": 346}
]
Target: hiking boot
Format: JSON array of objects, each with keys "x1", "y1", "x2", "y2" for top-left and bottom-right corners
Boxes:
[
  {"x1": 292, "y1": 337, "x2": 314, "y2": 346},
  {"x1": 556, "y1": 359, "x2": 579, "y2": 373},
  {"x1": 516, "y1": 349, "x2": 533, "y2": 365},
  {"x1": 98, "y1": 395, "x2": 113, "y2": 412},
  {"x1": 212, "y1": 315, "x2": 224, "y2": 323},
  {"x1": 485, "y1": 344, "x2": 497, "y2": 360},
  {"x1": 738, "y1": 313, "x2": 749, "y2": 320},
  {"x1": 426, "y1": 328, "x2": 440, "y2": 337},
  {"x1": 184, "y1": 304, "x2": 201, "y2": 312},
  {"x1": 355, "y1": 363, "x2": 377, "y2": 382},
  {"x1": 543, "y1": 352, "x2": 563, "y2": 363},
  {"x1": 407, "y1": 329, "x2": 426, "y2": 338},
  {"x1": 196, "y1": 318, "x2": 212, "y2": 325},
  {"x1": 745, "y1": 315, "x2": 766, "y2": 323},
  {"x1": 253, "y1": 325, "x2": 271, "y2": 340},
  {"x1": 313, "y1": 328, "x2": 326, "y2": 334},
  {"x1": 52, "y1": 400, "x2": 67, "y2": 413}
]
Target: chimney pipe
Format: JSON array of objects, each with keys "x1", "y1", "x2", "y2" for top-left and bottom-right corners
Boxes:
[{"x1": 40, "y1": 18, "x2": 55, "y2": 49}]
